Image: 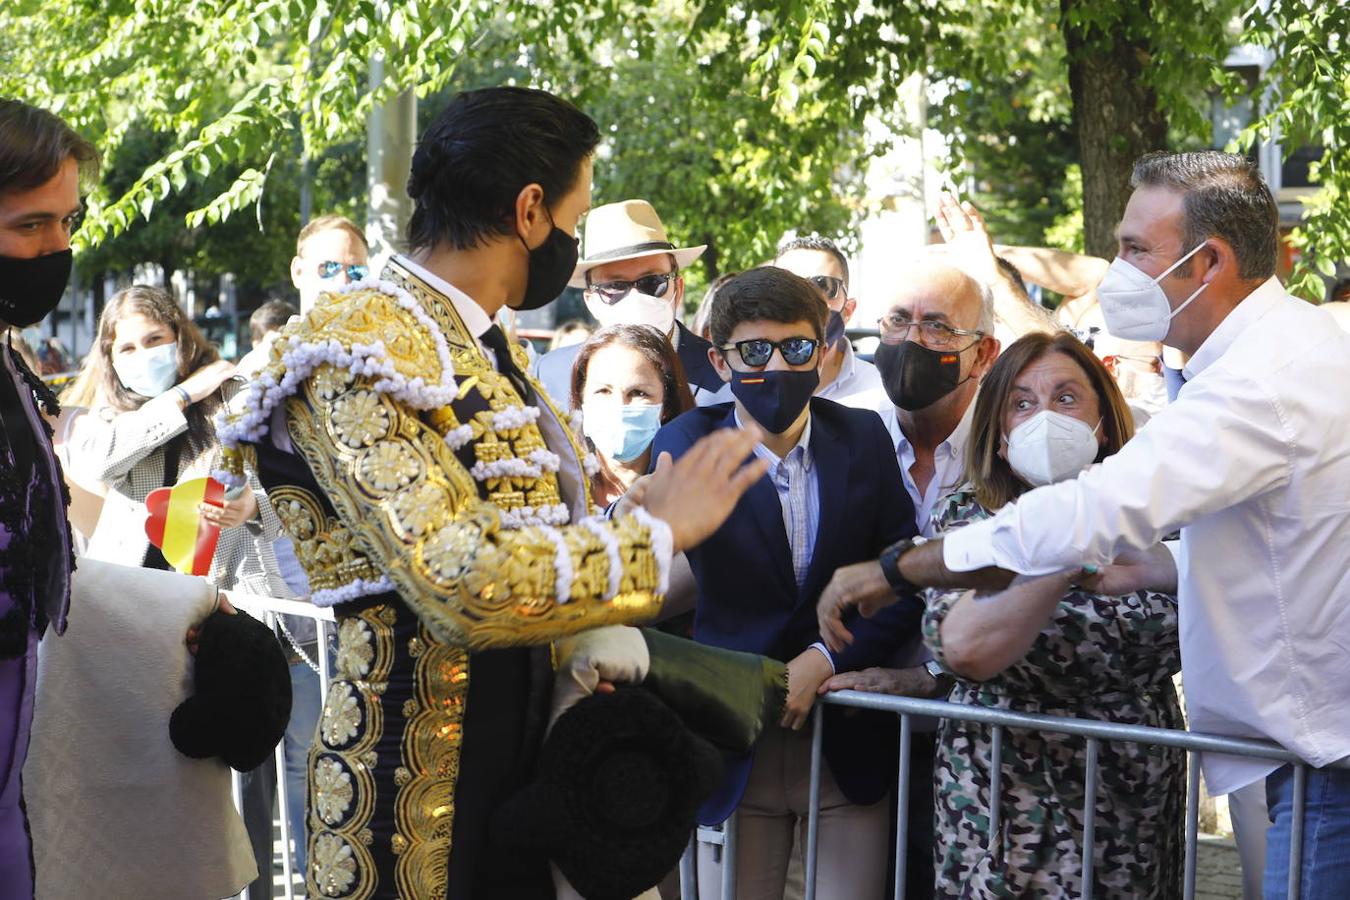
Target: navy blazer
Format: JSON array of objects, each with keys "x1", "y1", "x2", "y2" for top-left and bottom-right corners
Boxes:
[
  {"x1": 650, "y1": 398, "x2": 921, "y2": 824},
  {"x1": 533, "y1": 322, "x2": 732, "y2": 412}
]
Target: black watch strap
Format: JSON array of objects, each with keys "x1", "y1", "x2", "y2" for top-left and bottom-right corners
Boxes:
[{"x1": 879, "y1": 536, "x2": 925, "y2": 596}]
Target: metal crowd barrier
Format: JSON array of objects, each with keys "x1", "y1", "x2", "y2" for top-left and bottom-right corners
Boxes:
[
  {"x1": 688, "y1": 690, "x2": 1350, "y2": 900},
  {"x1": 226, "y1": 594, "x2": 336, "y2": 900},
  {"x1": 214, "y1": 596, "x2": 1341, "y2": 900}
]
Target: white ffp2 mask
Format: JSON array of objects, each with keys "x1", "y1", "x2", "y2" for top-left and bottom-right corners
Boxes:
[
  {"x1": 1005, "y1": 410, "x2": 1101, "y2": 487},
  {"x1": 1097, "y1": 242, "x2": 1209, "y2": 342},
  {"x1": 584, "y1": 291, "x2": 676, "y2": 336}
]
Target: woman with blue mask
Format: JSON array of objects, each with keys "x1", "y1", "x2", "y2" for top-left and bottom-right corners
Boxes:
[{"x1": 569, "y1": 324, "x2": 695, "y2": 507}]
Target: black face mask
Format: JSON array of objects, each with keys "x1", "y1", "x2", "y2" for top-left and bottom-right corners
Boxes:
[
  {"x1": 874, "y1": 339, "x2": 966, "y2": 411},
  {"x1": 0, "y1": 249, "x2": 73, "y2": 328},
  {"x1": 729, "y1": 367, "x2": 819, "y2": 434},
  {"x1": 514, "y1": 211, "x2": 579, "y2": 311},
  {"x1": 824, "y1": 309, "x2": 846, "y2": 349}
]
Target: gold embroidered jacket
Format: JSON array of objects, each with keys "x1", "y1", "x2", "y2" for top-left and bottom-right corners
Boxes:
[{"x1": 218, "y1": 259, "x2": 670, "y2": 648}]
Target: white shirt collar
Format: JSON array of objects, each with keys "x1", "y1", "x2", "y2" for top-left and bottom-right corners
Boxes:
[
  {"x1": 394, "y1": 253, "x2": 495, "y2": 340},
  {"x1": 735, "y1": 407, "x2": 814, "y2": 469},
  {"x1": 886, "y1": 394, "x2": 977, "y2": 460},
  {"x1": 1183, "y1": 276, "x2": 1284, "y2": 381}
]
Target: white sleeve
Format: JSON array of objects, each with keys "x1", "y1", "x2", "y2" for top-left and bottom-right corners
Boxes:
[{"x1": 942, "y1": 369, "x2": 1292, "y2": 575}]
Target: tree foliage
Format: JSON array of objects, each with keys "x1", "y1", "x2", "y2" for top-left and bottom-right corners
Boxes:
[{"x1": 1, "y1": 0, "x2": 1344, "y2": 302}]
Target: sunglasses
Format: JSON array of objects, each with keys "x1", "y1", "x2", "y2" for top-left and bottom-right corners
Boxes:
[
  {"x1": 719, "y1": 337, "x2": 819, "y2": 368},
  {"x1": 808, "y1": 275, "x2": 844, "y2": 300},
  {"x1": 586, "y1": 272, "x2": 676, "y2": 305},
  {"x1": 317, "y1": 260, "x2": 370, "y2": 281}
]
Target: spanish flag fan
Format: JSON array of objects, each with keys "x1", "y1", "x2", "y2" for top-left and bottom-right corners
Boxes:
[{"x1": 144, "y1": 476, "x2": 225, "y2": 576}]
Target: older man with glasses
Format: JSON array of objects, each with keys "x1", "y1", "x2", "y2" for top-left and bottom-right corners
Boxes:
[
  {"x1": 774, "y1": 235, "x2": 888, "y2": 411},
  {"x1": 533, "y1": 199, "x2": 731, "y2": 410}
]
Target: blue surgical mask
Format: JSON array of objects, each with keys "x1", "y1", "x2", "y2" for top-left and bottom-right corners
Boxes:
[
  {"x1": 582, "y1": 401, "x2": 663, "y2": 463},
  {"x1": 114, "y1": 341, "x2": 180, "y2": 398}
]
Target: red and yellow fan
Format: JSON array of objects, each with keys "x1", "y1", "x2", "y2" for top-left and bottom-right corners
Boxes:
[{"x1": 144, "y1": 476, "x2": 225, "y2": 576}]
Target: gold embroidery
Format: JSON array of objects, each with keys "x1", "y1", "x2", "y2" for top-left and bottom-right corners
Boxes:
[
  {"x1": 268, "y1": 484, "x2": 385, "y2": 598},
  {"x1": 330, "y1": 390, "x2": 391, "y2": 449},
  {"x1": 394, "y1": 625, "x2": 469, "y2": 897},
  {"x1": 307, "y1": 605, "x2": 396, "y2": 899}
]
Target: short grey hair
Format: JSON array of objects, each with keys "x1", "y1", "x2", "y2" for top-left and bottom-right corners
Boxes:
[
  {"x1": 976, "y1": 279, "x2": 995, "y2": 334},
  {"x1": 1130, "y1": 151, "x2": 1277, "y2": 281}
]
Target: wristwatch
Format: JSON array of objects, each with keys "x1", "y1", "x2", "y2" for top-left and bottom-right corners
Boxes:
[
  {"x1": 923, "y1": 659, "x2": 945, "y2": 682},
  {"x1": 878, "y1": 536, "x2": 927, "y2": 597}
]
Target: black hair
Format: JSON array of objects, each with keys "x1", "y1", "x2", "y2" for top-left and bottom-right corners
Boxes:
[
  {"x1": 405, "y1": 87, "x2": 600, "y2": 252},
  {"x1": 1131, "y1": 151, "x2": 1277, "y2": 282},
  {"x1": 0, "y1": 99, "x2": 99, "y2": 196},
  {"x1": 249, "y1": 299, "x2": 298, "y2": 344},
  {"x1": 775, "y1": 234, "x2": 850, "y2": 287},
  {"x1": 709, "y1": 267, "x2": 828, "y2": 348}
]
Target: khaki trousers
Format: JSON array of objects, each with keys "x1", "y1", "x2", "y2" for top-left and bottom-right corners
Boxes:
[{"x1": 698, "y1": 725, "x2": 890, "y2": 900}]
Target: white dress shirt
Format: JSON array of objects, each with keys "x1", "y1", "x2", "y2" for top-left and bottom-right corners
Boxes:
[
  {"x1": 942, "y1": 278, "x2": 1350, "y2": 794},
  {"x1": 882, "y1": 399, "x2": 976, "y2": 537},
  {"x1": 816, "y1": 342, "x2": 888, "y2": 411}
]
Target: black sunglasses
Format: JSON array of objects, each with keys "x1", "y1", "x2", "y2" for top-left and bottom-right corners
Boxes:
[
  {"x1": 586, "y1": 272, "x2": 677, "y2": 305},
  {"x1": 718, "y1": 336, "x2": 819, "y2": 367},
  {"x1": 808, "y1": 275, "x2": 844, "y2": 300}
]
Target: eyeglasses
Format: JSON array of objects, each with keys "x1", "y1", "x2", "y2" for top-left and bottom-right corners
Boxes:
[
  {"x1": 718, "y1": 337, "x2": 819, "y2": 367},
  {"x1": 317, "y1": 260, "x2": 370, "y2": 281},
  {"x1": 807, "y1": 275, "x2": 844, "y2": 300},
  {"x1": 586, "y1": 272, "x2": 676, "y2": 305},
  {"x1": 877, "y1": 314, "x2": 983, "y2": 350}
]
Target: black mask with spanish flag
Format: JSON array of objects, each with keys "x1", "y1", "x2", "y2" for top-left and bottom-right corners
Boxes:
[{"x1": 874, "y1": 339, "x2": 964, "y2": 411}]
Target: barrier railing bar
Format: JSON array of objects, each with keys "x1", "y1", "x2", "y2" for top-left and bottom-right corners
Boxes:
[
  {"x1": 894, "y1": 713, "x2": 912, "y2": 900},
  {"x1": 1289, "y1": 764, "x2": 1306, "y2": 900},
  {"x1": 988, "y1": 725, "x2": 1003, "y2": 848},
  {"x1": 804, "y1": 704, "x2": 824, "y2": 900},
  {"x1": 261, "y1": 608, "x2": 298, "y2": 900},
  {"x1": 680, "y1": 835, "x2": 697, "y2": 900},
  {"x1": 819, "y1": 692, "x2": 1350, "y2": 768},
  {"x1": 720, "y1": 813, "x2": 738, "y2": 899},
  {"x1": 1183, "y1": 751, "x2": 1200, "y2": 900},
  {"x1": 1081, "y1": 738, "x2": 1098, "y2": 900}
]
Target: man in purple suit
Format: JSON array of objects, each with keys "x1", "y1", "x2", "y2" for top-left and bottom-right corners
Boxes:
[{"x1": 0, "y1": 99, "x2": 97, "y2": 894}]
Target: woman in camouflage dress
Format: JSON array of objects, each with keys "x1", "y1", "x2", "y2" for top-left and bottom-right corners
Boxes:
[{"x1": 923, "y1": 332, "x2": 1184, "y2": 899}]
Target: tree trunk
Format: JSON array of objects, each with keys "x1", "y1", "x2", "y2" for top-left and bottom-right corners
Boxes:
[{"x1": 1061, "y1": 0, "x2": 1170, "y2": 259}]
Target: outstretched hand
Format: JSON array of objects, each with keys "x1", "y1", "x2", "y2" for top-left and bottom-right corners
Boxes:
[
  {"x1": 640, "y1": 427, "x2": 769, "y2": 554},
  {"x1": 816, "y1": 559, "x2": 897, "y2": 654},
  {"x1": 1077, "y1": 544, "x2": 1178, "y2": 596}
]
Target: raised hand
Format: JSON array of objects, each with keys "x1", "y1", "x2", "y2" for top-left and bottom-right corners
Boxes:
[{"x1": 640, "y1": 427, "x2": 769, "y2": 554}]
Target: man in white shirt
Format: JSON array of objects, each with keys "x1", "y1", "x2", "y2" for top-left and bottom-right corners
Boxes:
[
  {"x1": 819, "y1": 150, "x2": 1350, "y2": 897},
  {"x1": 773, "y1": 236, "x2": 887, "y2": 411}
]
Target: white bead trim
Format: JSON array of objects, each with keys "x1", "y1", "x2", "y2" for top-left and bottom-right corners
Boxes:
[
  {"x1": 311, "y1": 575, "x2": 395, "y2": 608},
  {"x1": 217, "y1": 280, "x2": 458, "y2": 450},
  {"x1": 537, "y1": 525, "x2": 574, "y2": 605},
  {"x1": 442, "y1": 424, "x2": 474, "y2": 450},
  {"x1": 629, "y1": 506, "x2": 673, "y2": 594},
  {"x1": 497, "y1": 503, "x2": 571, "y2": 530},
  {"x1": 581, "y1": 517, "x2": 622, "y2": 600}
]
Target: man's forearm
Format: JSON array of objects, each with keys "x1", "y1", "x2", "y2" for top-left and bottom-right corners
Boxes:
[{"x1": 897, "y1": 537, "x2": 1017, "y2": 591}]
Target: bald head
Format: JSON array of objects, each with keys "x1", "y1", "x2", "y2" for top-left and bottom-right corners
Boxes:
[{"x1": 879, "y1": 258, "x2": 993, "y2": 334}]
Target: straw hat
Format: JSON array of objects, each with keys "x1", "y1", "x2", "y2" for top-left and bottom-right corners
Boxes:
[{"x1": 569, "y1": 199, "x2": 707, "y2": 288}]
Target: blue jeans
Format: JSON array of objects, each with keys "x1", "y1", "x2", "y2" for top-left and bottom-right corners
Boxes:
[
  {"x1": 1264, "y1": 763, "x2": 1350, "y2": 898},
  {"x1": 285, "y1": 659, "x2": 324, "y2": 877}
]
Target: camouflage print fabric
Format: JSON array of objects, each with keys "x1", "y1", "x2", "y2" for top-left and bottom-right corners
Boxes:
[{"x1": 922, "y1": 487, "x2": 1185, "y2": 899}]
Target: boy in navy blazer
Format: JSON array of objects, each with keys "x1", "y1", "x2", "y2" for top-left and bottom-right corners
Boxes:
[{"x1": 650, "y1": 267, "x2": 921, "y2": 900}]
